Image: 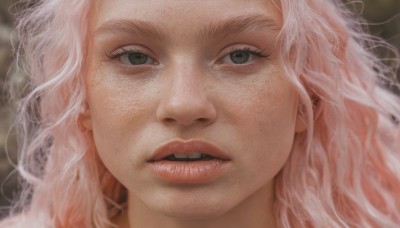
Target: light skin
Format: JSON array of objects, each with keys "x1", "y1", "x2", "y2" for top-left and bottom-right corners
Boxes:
[{"x1": 82, "y1": 0, "x2": 306, "y2": 227}]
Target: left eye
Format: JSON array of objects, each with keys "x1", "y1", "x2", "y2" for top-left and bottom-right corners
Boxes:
[
  {"x1": 228, "y1": 51, "x2": 251, "y2": 64},
  {"x1": 221, "y1": 49, "x2": 269, "y2": 65}
]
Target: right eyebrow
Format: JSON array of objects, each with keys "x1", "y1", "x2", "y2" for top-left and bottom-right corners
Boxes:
[{"x1": 94, "y1": 19, "x2": 165, "y2": 40}]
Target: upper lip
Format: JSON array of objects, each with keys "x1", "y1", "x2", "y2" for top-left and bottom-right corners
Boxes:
[{"x1": 148, "y1": 140, "x2": 231, "y2": 162}]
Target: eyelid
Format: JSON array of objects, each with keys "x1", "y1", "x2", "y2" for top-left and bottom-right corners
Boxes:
[
  {"x1": 105, "y1": 45, "x2": 158, "y2": 64},
  {"x1": 217, "y1": 45, "x2": 271, "y2": 65}
]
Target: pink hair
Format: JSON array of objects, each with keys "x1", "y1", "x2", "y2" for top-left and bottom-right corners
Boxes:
[
  {"x1": 273, "y1": 0, "x2": 400, "y2": 227},
  {"x1": 4, "y1": 0, "x2": 119, "y2": 227},
  {"x1": 2, "y1": 0, "x2": 400, "y2": 227}
]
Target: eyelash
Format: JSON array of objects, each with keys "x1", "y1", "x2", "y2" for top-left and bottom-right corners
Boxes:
[
  {"x1": 221, "y1": 47, "x2": 270, "y2": 64},
  {"x1": 105, "y1": 47, "x2": 270, "y2": 64},
  {"x1": 106, "y1": 47, "x2": 145, "y2": 60},
  {"x1": 231, "y1": 47, "x2": 270, "y2": 58}
]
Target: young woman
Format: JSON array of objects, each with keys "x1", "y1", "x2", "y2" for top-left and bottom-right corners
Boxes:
[{"x1": 2, "y1": 0, "x2": 400, "y2": 227}]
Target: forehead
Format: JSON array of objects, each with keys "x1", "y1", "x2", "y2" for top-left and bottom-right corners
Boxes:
[{"x1": 92, "y1": 0, "x2": 282, "y2": 33}]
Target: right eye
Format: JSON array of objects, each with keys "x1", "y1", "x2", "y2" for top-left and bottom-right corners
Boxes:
[
  {"x1": 120, "y1": 52, "x2": 155, "y2": 65},
  {"x1": 106, "y1": 48, "x2": 157, "y2": 66}
]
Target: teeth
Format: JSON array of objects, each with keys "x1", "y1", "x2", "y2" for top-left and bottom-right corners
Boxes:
[
  {"x1": 174, "y1": 153, "x2": 189, "y2": 159},
  {"x1": 189, "y1": 152, "x2": 202, "y2": 159}
]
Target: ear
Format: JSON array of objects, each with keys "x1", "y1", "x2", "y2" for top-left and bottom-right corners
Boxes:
[{"x1": 78, "y1": 103, "x2": 93, "y2": 131}]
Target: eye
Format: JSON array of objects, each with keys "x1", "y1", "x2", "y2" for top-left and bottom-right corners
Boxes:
[
  {"x1": 229, "y1": 51, "x2": 251, "y2": 64},
  {"x1": 121, "y1": 52, "x2": 153, "y2": 65},
  {"x1": 221, "y1": 48, "x2": 270, "y2": 65},
  {"x1": 106, "y1": 48, "x2": 157, "y2": 66}
]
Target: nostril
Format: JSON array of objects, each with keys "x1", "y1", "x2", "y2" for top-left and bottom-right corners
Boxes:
[
  {"x1": 164, "y1": 118, "x2": 175, "y2": 123},
  {"x1": 163, "y1": 117, "x2": 210, "y2": 124},
  {"x1": 197, "y1": 118, "x2": 209, "y2": 123},
  {"x1": 156, "y1": 93, "x2": 217, "y2": 126}
]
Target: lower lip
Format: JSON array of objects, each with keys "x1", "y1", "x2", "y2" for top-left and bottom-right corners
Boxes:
[{"x1": 148, "y1": 159, "x2": 227, "y2": 184}]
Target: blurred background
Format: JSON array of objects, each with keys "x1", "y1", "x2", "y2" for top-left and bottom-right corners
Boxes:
[{"x1": 0, "y1": 0, "x2": 399, "y2": 216}]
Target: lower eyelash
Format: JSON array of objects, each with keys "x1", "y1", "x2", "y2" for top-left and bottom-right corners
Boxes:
[{"x1": 105, "y1": 47, "x2": 270, "y2": 63}]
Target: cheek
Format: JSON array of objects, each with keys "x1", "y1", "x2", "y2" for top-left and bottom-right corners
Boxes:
[
  {"x1": 225, "y1": 74, "x2": 298, "y2": 145},
  {"x1": 87, "y1": 65, "x2": 160, "y2": 130},
  {"x1": 84, "y1": 70, "x2": 156, "y2": 167},
  {"x1": 227, "y1": 75, "x2": 298, "y2": 182}
]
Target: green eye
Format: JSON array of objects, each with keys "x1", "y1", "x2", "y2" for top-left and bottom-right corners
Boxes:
[
  {"x1": 107, "y1": 49, "x2": 156, "y2": 66},
  {"x1": 125, "y1": 53, "x2": 149, "y2": 65},
  {"x1": 221, "y1": 48, "x2": 269, "y2": 65},
  {"x1": 229, "y1": 51, "x2": 250, "y2": 64}
]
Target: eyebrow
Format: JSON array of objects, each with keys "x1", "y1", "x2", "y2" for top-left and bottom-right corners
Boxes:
[
  {"x1": 94, "y1": 19, "x2": 164, "y2": 40},
  {"x1": 94, "y1": 14, "x2": 280, "y2": 41},
  {"x1": 199, "y1": 15, "x2": 280, "y2": 40}
]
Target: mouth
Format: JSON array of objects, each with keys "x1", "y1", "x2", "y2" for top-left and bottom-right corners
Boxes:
[
  {"x1": 147, "y1": 140, "x2": 230, "y2": 162},
  {"x1": 147, "y1": 140, "x2": 230, "y2": 184},
  {"x1": 162, "y1": 153, "x2": 215, "y2": 162}
]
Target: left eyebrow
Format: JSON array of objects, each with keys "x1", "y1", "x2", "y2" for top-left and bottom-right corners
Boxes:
[{"x1": 199, "y1": 14, "x2": 280, "y2": 40}]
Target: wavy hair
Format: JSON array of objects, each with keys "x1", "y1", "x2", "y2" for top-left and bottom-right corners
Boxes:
[{"x1": 2, "y1": 0, "x2": 400, "y2": 227}]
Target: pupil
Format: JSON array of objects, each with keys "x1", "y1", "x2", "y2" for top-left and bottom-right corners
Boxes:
[
  {"x1": 128, "y1": 53, "x2": 148, "y2": 65},
  {"x1": 230, "y1": 51, "x2": 250, "y2": 64}
]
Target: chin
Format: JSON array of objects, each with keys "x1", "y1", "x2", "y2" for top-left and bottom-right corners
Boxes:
[
  {"x1": 148, "y1": 195, "x2": 234, "y2": 220},
  {"x1": 160, "y1": 205, "x2": 229, "y2": 220}
]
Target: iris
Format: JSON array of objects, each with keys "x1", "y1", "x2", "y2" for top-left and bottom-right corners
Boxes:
[
  {"x1": 230, "y1": 51, "x2": 250, "y2": 64},
  {"x1": 127, "y1": 53, "x2": 149, "y2": 65}
]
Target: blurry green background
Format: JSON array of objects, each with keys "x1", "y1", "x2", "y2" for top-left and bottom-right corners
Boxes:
[{"x1": 0, "y1": 0, "x2": 399, "y2": 214}]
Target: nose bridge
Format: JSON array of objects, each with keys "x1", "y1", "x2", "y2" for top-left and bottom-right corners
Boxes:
[
  {"x1": 171, "y1": 62, "x2": 204, "y2": 99},
  {"x1": 156, "y1": 59, "x2": 216, "y2": 127}
]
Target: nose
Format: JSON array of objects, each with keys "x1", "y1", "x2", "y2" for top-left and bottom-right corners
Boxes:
[{"x1": 156, "y1": 63, "x2": 217, "y2": 128}]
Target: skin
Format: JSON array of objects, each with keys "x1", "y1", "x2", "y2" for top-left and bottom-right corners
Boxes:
[{"x1": 82, "y1": 0, "x2": 306, "y2": 227}]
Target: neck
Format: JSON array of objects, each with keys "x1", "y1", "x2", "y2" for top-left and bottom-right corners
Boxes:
[{"x1": 115, "y1": 183, "x2": 277, "y2": 228}]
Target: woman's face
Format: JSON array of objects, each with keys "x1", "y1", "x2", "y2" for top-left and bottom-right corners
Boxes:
[{"x1": 83, "y1": 0, "x2": 305, "y2": 220}]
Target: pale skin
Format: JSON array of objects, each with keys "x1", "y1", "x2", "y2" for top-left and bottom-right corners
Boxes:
[{"x1": 82, "y1": 0, "x2": 306, "y2": 227}]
